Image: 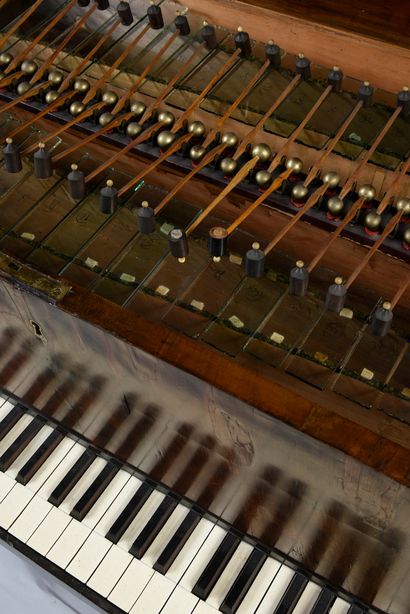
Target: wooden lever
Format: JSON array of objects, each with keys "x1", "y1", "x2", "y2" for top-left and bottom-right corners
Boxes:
[
  {"x1": 6, "y1": 90, "x2": 76, "y2": 139},
  {"x1": 0, "y1": 0, "x2": 43, "y2": 49},
  {"x1": 376, "y1": 157, "x2": 410, "y2": 214},
  {"x1": 0, "y1": 81, "x2": 45, "y2": 113}
]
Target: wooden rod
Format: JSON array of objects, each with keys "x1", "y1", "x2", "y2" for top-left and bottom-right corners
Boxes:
[
  {"x1": 140, "y1": 42, "x2": 206, "y2": 124},
  {"x1": 5, "y1": 0, "x2": 77, "y2": 75},
  {"x1": 85, "y1": 120, "x2": 163, "y2": 184},
  {"x1": 6, "y1": 89, "x2": 76, "y2": 139},
  {"x1": 154, "y1": 143, "x2": 227, "y2": 215},
  {"x1": 339, "y1": 106, "x2": 402, "y2": 199},
  {"x1": 58, "y1": 17, "x2": 122, "y2": 93},
  {"x1": 82, "y1": 22, "x2": 151, "y2": 105},
  {"x1": 0, "y1": 70, "x2": 24, "y2": 88},
  {"x1": 307, "y1": 197, "x2": 365, "y2": 272},
  {"x1": 22, "y1": 100, "x2": 105, "y2": 155},
  {"x1": 268, "y1": 84, "x2": 333, "y2": 172},
  {"x1": 30, "y1": 4, "x2": 97, "y2": 85},
  {"x1": 226, "y1": 167, "x2": 293, "y2": 235},
  {"x1": 117, "y1": 132, "x2": 193, "y2": 196},
  {"x1": 202, "y1": 58, "x2": 270, "y2": 148},
  {"x1": 0, "y1": 81, "x2": 45, "y2": 113},
  {"x1": 345, "y1": 210, "x2": 403, "y2": 288},
  {"x1": 172, "y1": 48, "x2": 242, "y2": 134},
  {"x1": 264, "y1": 183, "x2": 328, "y2": 255},
  {"x1": 233, "y1": 74, "x2": 301, "y2": 161},
  {"x1": 376, "y1": 157, "x2": 410, "y2": 214},
  {"x1": 389, "y1": 274, "x2": 410, "y2": 309},
  {"x1": 304, "y1": 100, "x2": 363, "y2": 186},
  {"x1": 112, "y1": 30, "x2": 179, "y2": 115},
  {"x1": 0, "y1": 0, "x2": 43, "y2": 49},
  {"x1": 52, "y1": 111, "x2": 134, "y2": 162},
  {"x1": 186, "y1": 154, "x2": 259, "y2": 236},
  {"x1": 383, "y1": 343, "x2": 408, "y2": 386}
]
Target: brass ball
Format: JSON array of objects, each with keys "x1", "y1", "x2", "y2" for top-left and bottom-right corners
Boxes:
[
  {"x1": 16, "y1": 81, "x2": 31, "y2": 96},
  {"x1": 69, "y1": 101, "x2": 85, "y2": 117},
  {"x1": 130, "y1": 100, "x2": 146, "y2": 118},
  {"x1": 99, "y1": 112, "x2": 114, "y2": 127},
  {"x1": 220, "y1": 157, "x2": 238, "y2": 176},
  {"x1": 102, "y1": 90, "x2": 119, "y2": 107},
  {"x1": 251, "y1": 143, "x2": 272, "y2": 162},
  {"x1": 210, "y1": 226, "x2": 228, "y2": 239},
  {"x1": 358, "y1": 184, "x2": 376, "y2": 202},
  {"x1": 47, "y1": 69, "x2": 64, "y2": 86},
  {"x1": 157, "y1": 130, "x2": 176, "y2": 149},
  {"x1": 188, "y1": 120, "x2": 206, "y2": 137},
  {"x1": 292, "y1": 183, "x2": 308, "y2": 200},
  {"x1": 221, "y1": 132, "x2": 238, "y2": 148},
  {"x1": 0, "y1": 52, "x2": 13, "y2": 67},
  {"x1": 364, "y1": 210, "x2": 382, "y2": 230},
  {"x1": 403, "y1": 226, "x2": 410, "y2": 245},
  {"x1": 21, "y1": 60, "x2": 38, "y2": 76},
  {"x1": 395, "y1": 197, "x2": 410, "y2": 215},
  {"x1": 74, "y1": 78, "x2": 90, "y2": 94},
  {"x1": 286, "y1": 157, "x2": 303, "y2": 174},
  {"x1": 327, "y1": 196, "x2": 344, "y2": 214},
  {"x1": 158, "y1": 110, "x2": 175, "y2": 128},
  {"x1": 190, "y1": 145, "x2": 206, "y2": 162},
  {"x1": 126, "y1": 122, "x2": 143, "y2": 138},
  {"x1": 322, "y1": 171, "x2": 340, "y2": 189},
  {"x1": 45, "y1": 90, "x2": 59, "y2": 104},
  {"x1": 255, "y1": 170, "x2": 272, "y2": 187}
]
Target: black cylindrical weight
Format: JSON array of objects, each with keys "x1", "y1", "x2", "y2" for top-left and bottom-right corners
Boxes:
[
  {"x1": 358, "y1": 81, "x2": 373, "y2": 107},
  {"x1": 67, "y1": 165, "x2": 85, "y2": 200},
  {"x1": 95, "y1": 0, "x2": 109, "y2": 9},
  {"x1": 137, "y1": 202, "x2": 156, "y2": 234},
  {"x1": 147, "y1": 3, "x2": 164, "y2": 29},
  {"x1": 175, "y1": 14, "x2": 190, "y2": 35},
  {"x1": 327, "y1": 66, "x2": 343, "y2": 92},
  {"x1": 371, "y1": 302, "x2": 393, "y2": 337},
  {"x1": 289, "y1": 261, "x2": 309, "y2": 296},
  {"x1": 244, "y1": 243, "x2": 265, "y2": 278},
  {"x1": 325, "y1": 278, "x2": 346, "y2": 312},
  {"x1": 3, "y1": 138, "x2": 22, "y2": 173},
  {"x1": 168, "y1": 228, "x2": 189, "y2": 259},
  {"x1": 265, "y1": 42, "x2": 281, "y2": 68},
  {"x1": 234, "y1": 29, "x2": 252, "y2": 58},
  {"x1": 397, "y1": 87, "x2": 410, "y2": 116},
  {"x1": 34, "y1": 145, "x2": 52, "y2": 178},
  {"x1": 99, "y1": 181, "x2": 117, "y2": 214},
  {"x1": 208, "y1": 227, "x2": 228, "y2": 258},
  {"x1": 117, "y1": 1, "x2": 133, "y2": 25},
  {"x1": 201, "y1": 24, "x2": 217, "y2": 50},
  {"x1": 295, "y1": 54, "x2": 311, "y2": 80},
  {"x1": 78, "y1": 0, "x2": 90, "y2": 7}
]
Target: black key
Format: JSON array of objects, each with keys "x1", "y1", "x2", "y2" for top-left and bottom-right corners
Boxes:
[
  {"x1": 70, "y1": 461, "x2": 118, "y2": 521},
  {"x1": 48, "y1": 447, "x2": 96, "y2": 507},
  {"x1": 154, "y1": 508, "x2": 201, "y2": 575},
  {"x1": 16, "y1": 428, "x2": 65, "y2": 485},
  {"x1": 220, "y1": 548, "x2": 267, "y2": 614},
  {"x1": 192, "y1": 530, "x2": 241, "y2": 600},
  {"x1": 0, "y1": 415, "x2": 45, "y2": 471},
  {"x1": 310, "y1": 587, "x2": 336, "y2": 614},
  {"x1": 106, "y1": 481, "x2": 153, "y2": 544},
  {"x1": 273, "y1": 571, "x2": 309, "y2": 614},
  {"x1": 129, "y1": 493, "x2": 179, "y2": 558},
  {"x1": 0, "y1": 404, "x2": 24, "y2": 440},
  {"x1": 347, "y1": 606, "x2": 366, "y2": 614}
]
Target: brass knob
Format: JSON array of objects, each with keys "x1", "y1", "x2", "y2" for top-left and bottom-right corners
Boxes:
[
  {"x1": 286, "y1": 157, "x2": 303, "y2": 174},
  {"x1": 69, "y1": 100, "x2": 86, "y2": 116},
  {"x1": 364, "y1": 210, "x2": 382, "y2": 230},
  {"x1": 190, "y1": 145, "x2": 206, "y2": 161},
  {"x1": 221, "y1": 132, "x2": 238, "y2": 148},
  {"x1": 21, "y1": 60, "x2": 38, "y2": 75},
  {"x1": 126, "y1": 122, "x2": 143, "y2": 138},
  {"x1": 220, "y1": 157, "x2": 238, "y2": 175},
  {"x1": 251, "y1": 143, "x2": 272, "y2": 162},
  {"x1": 16, "y1": 81, "x2": 31, "y2": 95},
  {"x1": 292, "y1": 183, "x2": 308, "y2": 200},
  {"x1": 130, "y1": 100, "x2": 146, "y2": 118},
  {"x1": 188, "y1": 120, "x2": 206, "y2": 137},
  {"x1": 395, "y1": 197, "x2": 410, "y2": 215},
  {"x1": 45, "y1": 90, "x2": 59, "y2": 104},
  {"x1": 98, "y1": 112, "x2": 114, "y2": 127},
  {"x1": 403, "y1": 226, "x2": 410, "y2": 245},
  {"x1": 327, "y1": 196, "x2": 344, "y2": 214},
  {"x1": 47, "y1": 70, "x2": 64, "y2": 86},
  {"x1": 358, "y1": 184, "x2": 376, "y2": 201},
  {"x1": 102, "y1": 90, "x2": 119, "y2": 107},
  {"x1": 322, "y1": 171, "x2": 340, "y2": 188},
  {"x1": 158, "y1": 110, "x2": 175, "y2": 128},
  {"x1": 0, "y1": 52, "x2": 13, "y2": 66},
  {"x1": 157, "y1": 130, "x2": 176, "y2": 149},
  {"x1": 255, "y1": 170, "x2": 272, "y2": 187},
  {"x1": 73, "y1": 78, "x2": 90, "y2": 94}
]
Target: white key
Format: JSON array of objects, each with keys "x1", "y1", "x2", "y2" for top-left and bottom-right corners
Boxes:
[
  {"x1": 160, "y1": 585, "x2": 198, "y2": 614},
  {"x1": 0, "y1": 482, "x2": 33, "y2": 529},
  {"x1": 130, "y1": 571, "x2": 176, "y2": 614},
  {"x1": 180, "y1": 525, "x2": 227, "y2": 591},
  {"x1": 6, "y1": 424, "x2": 54, "y2": 478},
  {"x1": 9, "y1": 494, "x2": 53, "y2": 542},
  {"x1": 27, "y1": 437, "x2": 76, "y2": 493},
  {"x1": 192, "y1": 602, "x2": 219, "y2": 613},
  {"x1": 292, "y1": 581, "x2": 322, "y2": 613},
  {"x1": 65, "y1": 531, "x2": 111, "y2": 582},
  {"x1": 87, "y1": 545, "x2": 133, "y2": 598},
  {"x1": 256, "y1": 564, "x2": 295, "y2": 613},
  {"x1": 94, "y1": 474, "x2": 142, "y2": 536},
  {"x1": 237, "y1": 557, "x2": 281, "y2": 613},
  {"x1": 329, "y1": 598, "x2": 351, "y2": 613},
  {"x1": 207, "y1": 540, "x2": 254, "y2": 609},
  {"x1": 59, "y1": 455, "x2": 106, "y2": 513},
  {"x1": 108, "y1": 558, "x2": 154, "y2": 612},
  {"x1": 0, "y1": 414, "x2": 33, "y2": 456},
  {"x1": 166, "y1": 517, "x2": 214, "y2": 584},
  {"x1": 47, "y1": 518, "x2": 91, "y2": 568},
  {"x1": 141, "y1": 503, "x2": 189, "y2": 567},
  {"x1": 27, "y1": 506, "x2": 71, "y2": 555},
  {"x1": 83, "y1": 469, "x2": 131, "y2": 530},
  {"x1": 118, "y1": 489, "x2": 165, "y2": 551},
  {"x1": 0, "y1": 399, "x2": 14, "y2": 420},
  {"x1": 0, "y1": 471, "x2": 16, "y2": 502},
  {"x1": 37, "y1": 441, "x2": 85, "y2": 499}
]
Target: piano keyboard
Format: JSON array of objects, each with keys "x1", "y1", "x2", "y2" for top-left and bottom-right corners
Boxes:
[{"x1": 0, "y1": 393, "x2": 372, "y2": 614}]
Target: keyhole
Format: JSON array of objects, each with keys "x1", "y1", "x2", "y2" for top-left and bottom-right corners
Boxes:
[{"x1": 30, "y1": 320, "x2": 45, "y2": 340}]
